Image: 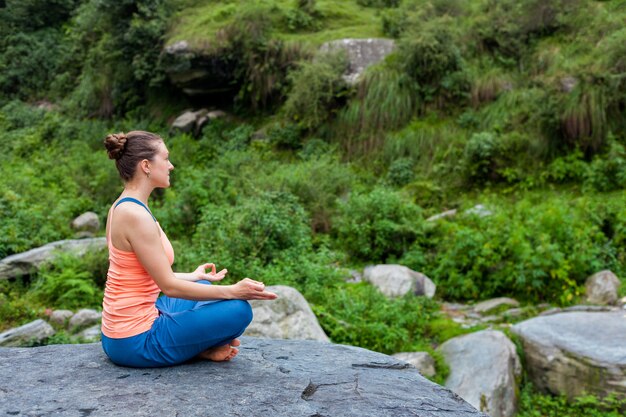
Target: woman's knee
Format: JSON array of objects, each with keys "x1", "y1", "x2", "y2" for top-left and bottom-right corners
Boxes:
[{"x1": 229, "y1": 300, "x2": 253, "y2": 327}]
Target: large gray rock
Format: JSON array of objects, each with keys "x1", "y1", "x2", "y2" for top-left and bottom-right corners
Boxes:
[
  {"x1": 69, "y1": 309, "x2": 102, "y2": 331},
  {"x1": 320, "y1": 38, "x2": 396, "y2": 85},
  {"x1": 472, "y1": 297, "x2": 519, "y2": 314},
  {"x1": 77, "y1": 325, "x2": 102, "y2": 342},
  {"x1": 512, "y1": 311, "x2": 626, "y2": 399},
  {"x1": 244, "y1": 285, "x2": 329, "y2": 342},
  {"x1": 49, "y1": 310, "x2": 74, "y2": 326},
  {"x1": 584, "y1": 270, "x2": 621, "y2": 305},
  {"x1": 0, "y1": 238, "x2": 106, "y2": 279},
  {"x1": 71, "y1": 212, "x2": 100, "y2": 235},
  {"x1": 163, "y1": 40, "x2": 238, "y2": 96},
  {"x1": 0, "y1": 339, "x2": 488, "y2": 417},
  {"x1": 0, "y1": 320, "x2": 55, "y2": 347},
  {"x1": 438, "y1": 330, "x2": 521, "y2": 417},
  {"x1": 364, "y1": 264, "x2": 436, "y2": 298},
  {"x1": 392, "y1": 351, "x2": 436, "y2": 377}
]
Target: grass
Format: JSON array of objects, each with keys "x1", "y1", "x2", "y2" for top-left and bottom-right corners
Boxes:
[{"x1": 166, "y1": 0, "x2": 384, "y2": 49}]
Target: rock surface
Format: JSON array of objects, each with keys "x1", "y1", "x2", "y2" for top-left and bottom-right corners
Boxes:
[
  {"x1": 0, "y1": 339, "x2": 487, "y2": 417},
  {"x1": 0, "y1": 238, "x2": 106, "y2": 279},
  {"x1": 320, "y1": 38, "x2": 396, "y2": 84},
  {"x1": 69, "y1": 309, "x2": 102, "y2": 331},
  {"x1": 244, "y1": 285, "x2": 329, "y2": 341},
  {"x1": 584, "y1": 270, "x2": 621, "y2": 305},
  {"x1": 71, "y1": 212, "x2": 100, "y2": 235},
  {"x1": 0, "y1": 320, "x2": 55, "y2": 347},
  {"x1": 512, "y1": 311, "x2": 626, "y2": 399},
  {"x1": 472, "y1": 297, "x2": 520, "y2": 314},
  {"x1": 364, "y1": 264, "x2": 436, "y2": 298},
  {"x1": 163, "y1": 40, "x2": 237, "y2": 96},
  {"x1": 49, "y1": 309, "x2": 74, "y2": 326},
  {"x1": 438, "y1": 330, "x2": 521, "y2": 417},
  {"x1": 392, "y1": 351, "x2": 436, "y2": 377}
]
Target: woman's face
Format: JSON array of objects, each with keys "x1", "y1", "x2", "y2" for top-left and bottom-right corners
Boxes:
[{"x1": 150, "y1": 141, "x2": 174, "y2": 188}]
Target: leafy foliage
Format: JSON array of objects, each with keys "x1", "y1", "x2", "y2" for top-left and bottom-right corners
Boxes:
[{"x1": 335, "y1": 187, "x2": 424, "y2": 262}]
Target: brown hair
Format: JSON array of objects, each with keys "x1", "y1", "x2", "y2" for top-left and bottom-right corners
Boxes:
[{"x1": 104, "y1": 130, "x2": 162, "y2": 181}]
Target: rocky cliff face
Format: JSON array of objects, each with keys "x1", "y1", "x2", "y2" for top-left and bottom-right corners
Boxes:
[{"x1": 0, "y1": 337, "x2": 486, "y2": 417}]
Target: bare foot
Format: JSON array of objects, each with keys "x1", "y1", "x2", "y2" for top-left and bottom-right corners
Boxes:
[{"x1": 198, "y1": 339, "x2": 241, "y2": 362}]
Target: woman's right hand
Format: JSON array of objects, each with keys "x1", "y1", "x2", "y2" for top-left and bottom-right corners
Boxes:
[{"x1": 229, "y1": 278, "x2": 278, "y2": 300}]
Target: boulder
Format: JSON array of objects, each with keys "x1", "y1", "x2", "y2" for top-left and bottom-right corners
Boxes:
[
  {"x1": 244, "y1": 285, "x2": 329, "y2": 342},
  {"x1": 438, "y1": 330, "x2": 521, "y2": 417},
  {"x1": 560, "y1": 76, "x2": 578, "y2": 93},
  {"x1": 472, "y1": 297, "x2": 520, "y2": 314},
  {"x1": 319, "y1": 39, "x2": 396, "y2": 85},
  {"x1": 71, "y1": 212, "x2": 100, "y2": 235},
  {"x1": 77, "y1": 325, "x2": 101, "y2": 342},
  {"x1": 364, "y1": 264, "x2": 436, "y2": 298},
  {"x1": 162, "y1": 40, "x2": 238, "y2": 96},
  {"x1": 426, "y1": 209, "x2": 458, "y2": 222},
  {"x1": 69, "y1": 309, "x2": 102, "y2": 331},
  {"x1": 584, "y1": 270, "x2": 621, "y2": 305},
  {"x1": 0, "y1": 320, "x2": 55, "y2": 347},
  {"x1": 464, "y1": 204, "x2": 492, "y2": 218},
  {"x1": 391, "y1": 352, "x2": 436, "y2": 377},
  {"x1": 0, "y1": 238, "x2": 106, "y2": 280},
  {"x1": 511, "y1": 311, "x2": 626, "y2": 399},
  {"x1": 49, "y1": 310, "x2": 74, "y2": 326},
  {"x1": 171, "y1": 109, "x2": 210, "y2": 136},
  {"x1": 0, "y1": 339, "x2": 488, "y2": 417}
]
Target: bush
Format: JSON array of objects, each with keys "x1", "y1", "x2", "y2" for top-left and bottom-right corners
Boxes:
[
  {"x1": 313, "y1": 282, "x2": 439, "y2": 354},
  {"x1": 473, "y1": 0, "x2": 579, "y2": 63},
  {"x1": 188, "y1": 191, "x2": 313, "y2": 279},
  {"x1": 518, "y1": 383, "x2": 626, "y2": 417},
  {"x1": 427, "y1": 195, "x2": 623, "y2": 304},
  {"x1": 283, "y1": 51, "x2": 348, "y2": 131},
  {"x1": 397, "y1": 24, "x2": 467, "y2": 104},
  {"x1": 583, "y1": 140, "x2": 626, "y2": 192},
  {"x1": 0, "y1": 29, "x2": 71, "y2": 100},
  {"x1": 29, "y1": 253, "x2": 105, "y2": 310},
  {"x1": 387, "y1": 157, "x2": 415, "y2": 186},
  {"x1": 334, "y1": 187, "x2": 424, "y2": 262},
  {"x1": 257, "y1": 154, "x2": 354, "y2": 234}
]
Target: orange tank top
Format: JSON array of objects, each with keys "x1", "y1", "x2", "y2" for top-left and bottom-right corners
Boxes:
[{"x1": 101, "y1": 199, "x2": 174, "y2": 338}]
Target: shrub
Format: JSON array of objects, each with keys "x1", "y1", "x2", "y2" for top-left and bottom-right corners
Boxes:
[
  {"x1": 334, "y1": 187, "x2": 424, "y2": 262},
  {"x1": 518, "y1": 383, "x2": 626, "y2": 417},
  {"x1": 0, "y1": 29, "x2": 70, "y2": 100},
  {"x1": 189, "y1": 191, "x2": 313, "y2": 279},
  {"x1": 397, "y1": 24, "x2": 467, "y2": 104},
  {"x1": 583, "y1": 140, "x2": 626, "y2": 192},
  {"x1": 283, "y1": 51, "x2": 348, "y2": 131},
  {"x1": 427, "y1": 196, "x2": 623, "y2": 304},
  {"x1": 257, "y1": 154, "x2": 354, "y2": 234},
  {"x1": 387, "y1": 157, "x2": 415, "y2": 187},
  {"x1": 312, "y1": 282, "x2": 439, "y2": 354},
  {"x1": 29, "y1": 253, "x2": 104, "y2": 310},
  {"x1": 473, "y1": 0, "x2": 580, "y2": 63}
]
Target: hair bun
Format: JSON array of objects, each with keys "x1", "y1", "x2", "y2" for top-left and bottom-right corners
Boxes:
[{"x1": 104, "y1": 132, "x2": 128, "y2": 160}]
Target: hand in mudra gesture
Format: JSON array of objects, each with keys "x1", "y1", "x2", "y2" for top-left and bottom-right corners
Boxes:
[
  {"x1": 231, "y1": 278, "x2": 278, "y2": 300},
  {"x1": 192, "y1": 263, "x2": 228, "y2": 282}
]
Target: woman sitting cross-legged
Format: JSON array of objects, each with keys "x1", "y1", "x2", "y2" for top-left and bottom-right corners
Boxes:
[{"x1": 101, "y1": 130, "x2": 277, "y2": 368}]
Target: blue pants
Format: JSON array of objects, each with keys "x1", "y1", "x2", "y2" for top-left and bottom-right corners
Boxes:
[{"x1": 101, "y1": 281, "x2": 253, "y2": 368}]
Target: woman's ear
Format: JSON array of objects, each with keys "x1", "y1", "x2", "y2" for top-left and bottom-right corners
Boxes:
[{"x1": 140, "y1": 159, "x2": 151, "y2": 176}]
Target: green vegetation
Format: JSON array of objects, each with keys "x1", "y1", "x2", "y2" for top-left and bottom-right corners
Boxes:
[{"x1": 1, "y1": 0, "x2": 625, "y2": 414}]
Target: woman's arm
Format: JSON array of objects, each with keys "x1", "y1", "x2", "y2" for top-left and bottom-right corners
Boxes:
[{"x1": 121, "y1": 208, "x2": 276, "y2": 301}]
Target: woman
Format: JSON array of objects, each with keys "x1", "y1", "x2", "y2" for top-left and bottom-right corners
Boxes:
[{"x1": 101, "y1": 130, "x2": 277, "y2": 368}]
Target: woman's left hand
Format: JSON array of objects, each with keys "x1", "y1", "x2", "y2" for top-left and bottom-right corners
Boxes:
[{"x1": 193, "y1": 263, "x2": 228, "y2": 282}]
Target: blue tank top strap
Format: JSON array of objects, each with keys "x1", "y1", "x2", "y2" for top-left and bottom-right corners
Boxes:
[{"x1": 114, "y1": 197, "x2": 156, "y2": 222}]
